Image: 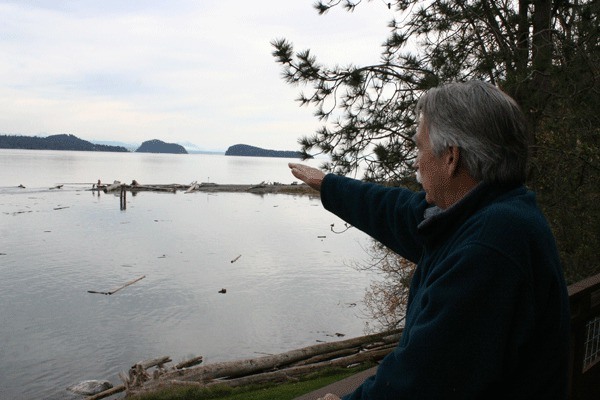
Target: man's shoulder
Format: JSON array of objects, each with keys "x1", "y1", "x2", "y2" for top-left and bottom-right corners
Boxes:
[
  {"x1": 475, "y1": 189, "x2": 547, "y2": 232},
  {"x1": 458, "y1": 189, "x2": 557, "y2": 262}
]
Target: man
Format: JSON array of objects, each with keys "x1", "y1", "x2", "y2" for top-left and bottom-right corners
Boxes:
[{"x1": 289, "y1": 81, "x2": 570, "y2": 399}]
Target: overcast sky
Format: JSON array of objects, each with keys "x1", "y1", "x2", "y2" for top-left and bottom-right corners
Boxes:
[{"x1": 0, "y1": 0, "x2": 394, "y2": 151}]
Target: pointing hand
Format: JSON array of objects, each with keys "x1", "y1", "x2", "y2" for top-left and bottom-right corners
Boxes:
[{"x1": 288, "y1": 163, "x2": 325, "y2": 191}]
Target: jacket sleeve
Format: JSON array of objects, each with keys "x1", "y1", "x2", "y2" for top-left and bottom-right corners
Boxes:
[
  {"x1": 342, "y1": 243, "x2": 531, "y2": 400},
  {"x1": 320, "y1": 173, "x2": 426, "y2": 263}
]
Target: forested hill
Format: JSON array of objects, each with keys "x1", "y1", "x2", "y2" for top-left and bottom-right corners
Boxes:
[
  {"x1": 0, "y1": 134, "x2": 129, "y2": 152},
  {"x1": 135, "y1": 139, "x2": 187, "y2": 154},
  {"x1": 225, "y1": 144, "x2": 309, "y2": 158}
]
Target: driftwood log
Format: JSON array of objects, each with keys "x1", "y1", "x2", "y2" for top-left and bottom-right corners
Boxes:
[
  {"x1": 175, "y1": 355, "x2": 204, "y2": 369},
  {"x1": 92, "y1": 181, "x2": 317, "y2": 195},
  {"x1": 87, "y1": 275, "x2": 146, "y2": 295},
  {"x1": 104, "y1": 181, "x2": 123, "y2": 192},
  {"x1": 85, "y1": 384, "x2": 126, "y2": 400},
  {"x1": 125, "y1": 329, "x2": 402, "y2": 397}
]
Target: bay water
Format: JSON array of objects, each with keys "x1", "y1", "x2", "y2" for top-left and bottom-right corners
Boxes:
[{"x1": 0, "y1": 150, "x2": 375, "y2": 399}]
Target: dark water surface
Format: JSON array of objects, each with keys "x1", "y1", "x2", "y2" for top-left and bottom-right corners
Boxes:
[{"x1": 0, "y1": 150, "x2": 374, "y2": 399}]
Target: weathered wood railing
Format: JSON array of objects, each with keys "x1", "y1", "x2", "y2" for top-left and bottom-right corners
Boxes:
[{"x1": 568, "y1": 272, "x2": 600, "y2": 400}]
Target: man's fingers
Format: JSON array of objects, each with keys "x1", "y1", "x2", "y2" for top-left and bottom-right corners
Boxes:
[
  {"x1": 289, "y1": 163, "x2": 309, "y2": 181},
  {"x1": 288, "y1": 163, "x2": 324, "y2": 191},
  {"x1": 288, "y1": 163, "x2": 305, "y2": 175},
  {"x1": 289, "y1": 166, "x2": 305, "y2": 181}
]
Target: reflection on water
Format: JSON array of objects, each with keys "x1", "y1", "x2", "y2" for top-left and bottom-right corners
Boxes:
[{"x1": 0, "y1": 150, "x2": 373, "y2": 399}]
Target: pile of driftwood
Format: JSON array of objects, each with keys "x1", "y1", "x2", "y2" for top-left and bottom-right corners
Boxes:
[
  {"x1": 93, "y1": 180, "x2": 185, "y2": 193},
  {"x1": 91, "y1": 180, "x2": 317, "y2": 195},
  {"x1": 116, "y1": 329, "x2": 401, "y2": 398},
  {"x1": 83, "y1": 355, "x2": 204, "y2": 400}
]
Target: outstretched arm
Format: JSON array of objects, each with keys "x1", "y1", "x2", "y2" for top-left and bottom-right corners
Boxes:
[{"x1": 289, "y1": 163, "x2": 425, "y2": 262}]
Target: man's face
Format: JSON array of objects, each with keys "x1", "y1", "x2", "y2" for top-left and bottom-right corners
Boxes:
[{"x1": 413, "y1": 121, "x2": 450, "y2": 207}]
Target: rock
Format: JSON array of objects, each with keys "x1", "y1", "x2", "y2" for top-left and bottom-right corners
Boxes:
[{"x1": 67, "y1": 380, "x2": 113, "y2": 395}]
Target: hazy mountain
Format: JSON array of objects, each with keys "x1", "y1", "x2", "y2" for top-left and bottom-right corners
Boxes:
[
  {"x1": 176, "y1": 141, "x2": 224, "y2": 154},
  {"x1": 91, "y1": 140, "x2": 139, "y2": 152}
]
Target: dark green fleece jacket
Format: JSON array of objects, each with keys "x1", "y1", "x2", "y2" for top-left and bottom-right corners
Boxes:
[{"x1": 319, "y1": 174, "x2": 569, "y2": 400}]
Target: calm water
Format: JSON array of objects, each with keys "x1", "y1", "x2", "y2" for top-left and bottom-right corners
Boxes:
[{"x1": 0, "y1": 150, "x2": 374, "y2": 399}]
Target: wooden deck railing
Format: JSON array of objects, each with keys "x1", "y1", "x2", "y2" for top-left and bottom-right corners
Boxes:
[{"x1": 568, "y1": 272, "x2": 600, "y2": 400}]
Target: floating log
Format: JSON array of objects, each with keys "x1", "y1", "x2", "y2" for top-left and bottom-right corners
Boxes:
[
  {"x1": 88, "y1": 275, "x2": 146, "y2": 295},
  {"x1": 105, "y1": 274, "x2": 145, "y2": 295},
  {"x1": 104, "y1": 181, "x2": 122, "y2": 192},
  {"x1": 89, "y1": 182, "x2": 317, "y2": 195},
  {"x1": 130, "y1": 185, "x2": 178, "y2": 193},
  {"x1": 185, "y1": 181, "x2": 199, "y2": 193}
]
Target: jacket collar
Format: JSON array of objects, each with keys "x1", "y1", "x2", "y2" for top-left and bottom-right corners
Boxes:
[{"x1": 416, "y1": 182, "x2": 524, "y2": 248}]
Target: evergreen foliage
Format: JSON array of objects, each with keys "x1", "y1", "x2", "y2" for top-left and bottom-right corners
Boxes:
[{"x1": 273, "y1": 0, "x2": 599, "y2": 284}]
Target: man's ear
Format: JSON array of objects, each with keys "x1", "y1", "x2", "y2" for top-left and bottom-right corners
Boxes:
[{"x1": 445, "y1": 146, "x2": 461, "y2": 176}]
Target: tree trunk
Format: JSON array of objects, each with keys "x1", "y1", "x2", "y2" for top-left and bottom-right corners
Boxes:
[{"x1": 529, "y1": 0, "x2": 554, "y2": 122}]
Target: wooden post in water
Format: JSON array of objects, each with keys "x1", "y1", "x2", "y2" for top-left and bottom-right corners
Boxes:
[{"x1": 120, "y1": 186, "x2": 126, "y2": 210}]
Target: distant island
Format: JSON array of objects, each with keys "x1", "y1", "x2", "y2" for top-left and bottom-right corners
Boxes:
[
  {"x1": 225, "y1": 144, "x2": 309, "y2": 159},
  {"x1": 0, "y1": 134, "x2": 128, "y2": 152},
  {"x1": 135, "y1": 139, "x2": 187, "y2": 154},
  {"x1": 0, "y1": 134, "x2": 305, "y2": 158}
]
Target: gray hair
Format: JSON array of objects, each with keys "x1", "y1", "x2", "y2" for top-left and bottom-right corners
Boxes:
[{"x1": 415, "y1": 80, "x2": 529, "y2": 184}]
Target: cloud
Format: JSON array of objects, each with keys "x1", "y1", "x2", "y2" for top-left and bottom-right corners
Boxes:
[{"x1": 0, "y1": 0, "x2": 393, "y2": 151}]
